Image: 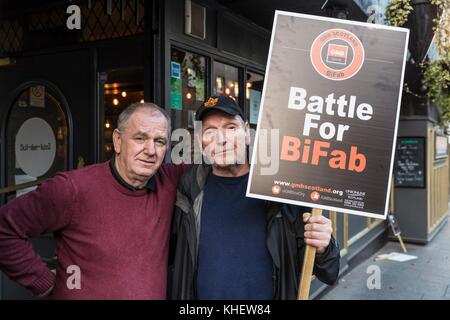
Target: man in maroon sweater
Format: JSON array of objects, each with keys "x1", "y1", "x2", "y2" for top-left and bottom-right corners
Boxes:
[{"x1": 0, "y1": 103, "x2": 187, "y2": 299}]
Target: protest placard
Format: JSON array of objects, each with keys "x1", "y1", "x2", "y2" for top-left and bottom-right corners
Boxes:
[
  {"x1": 247, "y1": 11, "x2": 409, "y2": 220},
  {"x1": 246, "y1": 11, "x2": 409, "y2": 299}
]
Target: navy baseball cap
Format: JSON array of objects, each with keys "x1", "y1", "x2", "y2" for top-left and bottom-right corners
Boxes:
[{"x1": 195, "y1": 95, "x2": 245, "y2": 121}]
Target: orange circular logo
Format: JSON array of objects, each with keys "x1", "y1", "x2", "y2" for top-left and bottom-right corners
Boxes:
[
  {"x1": 310, "y1": 191, "x2": 320, "y2": 201},
  {"x1": 310, "y1": 28, "x2": 364, "y2": 81},
  {"x1": 272, "y1": 185, "x2": 282, "y2": 195}
]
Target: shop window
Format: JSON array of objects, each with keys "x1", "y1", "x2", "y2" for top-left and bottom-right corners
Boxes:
[
  {"x1": 170, "y1": 47, "x2": 207, "y2": 131},
  {"x1": 5, "y1": 84, "x2": 68, "y2": 200},
  {"x1": 100, "y1": 67, "x2": 144, "y2": 162},
  {"x1": 0, "y1": 0, "x2": 145, "y2": 55},
  {"x1": 246, "y1": 71, "x2": 264, "y2": 128},
  {"x1": 213, "y1": 61, "x2": 240, "y2": 100}
]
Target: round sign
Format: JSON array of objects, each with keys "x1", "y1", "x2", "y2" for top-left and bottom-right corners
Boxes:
[
  {"x1": 271, "y1": 185, "x2": 282, "y2": 195},
  {"x1": 15, "y1": 117, "x2": 56, "y2": 177},
  {"x1": 310, "y1": 28, "x2": 365, "y2": 81}
]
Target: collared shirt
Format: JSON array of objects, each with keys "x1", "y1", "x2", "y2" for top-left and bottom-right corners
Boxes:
[{"x1": 109, "y1": 156, "x2": 156, "y2": 192}]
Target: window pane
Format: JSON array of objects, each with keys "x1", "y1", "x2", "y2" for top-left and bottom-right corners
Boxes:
[
  {"x1": 5, "y1": 85, "x2": 68, "y2": 199},
  {"x1": 170, "y1": 48, "x2": 206, "y2": 131},
  {"x1": 100, "y1": 67, "x2": 144, "y2": 162},
  {"x1": 213, "y1": 61, "x2": 239, "y2": 100},
  {"x1": 246, "y1": 71, "x2": 264, "y2": 127}
]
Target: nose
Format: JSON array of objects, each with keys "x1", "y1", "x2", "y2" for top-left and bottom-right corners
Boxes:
[
  {"x1": 215, "y1": 129, "x2": 228, "y2": 145},
  {"x1": 143, "y1": 139, "x2": 157, "y2": 156}
]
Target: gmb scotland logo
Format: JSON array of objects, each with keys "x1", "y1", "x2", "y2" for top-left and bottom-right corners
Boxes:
[{"x1": 310, "y1": 28, "x2": 365, "y2": 81}]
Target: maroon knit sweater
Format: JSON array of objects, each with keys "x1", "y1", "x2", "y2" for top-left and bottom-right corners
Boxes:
[{"x1": 0, "y1": 161, "x2": 186, "y2": 299}]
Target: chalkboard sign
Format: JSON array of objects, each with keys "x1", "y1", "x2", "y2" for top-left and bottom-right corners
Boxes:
[{"x1": 394, "y1": 137, "x2": 425, "y2": 188}]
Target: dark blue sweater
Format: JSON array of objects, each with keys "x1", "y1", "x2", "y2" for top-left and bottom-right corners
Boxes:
[{"x1": 196, "y1": 173, "x2": 273, "y2": 299}]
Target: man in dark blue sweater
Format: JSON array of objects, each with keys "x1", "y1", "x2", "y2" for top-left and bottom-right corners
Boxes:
[
  {"x1": 198, "y1": 172, "x2": 273, "y2": 299},
  {"x1": 169, "y1": 96, "x2": 340, "y2": 300}
]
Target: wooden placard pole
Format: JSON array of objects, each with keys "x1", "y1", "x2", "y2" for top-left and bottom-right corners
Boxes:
[
  {"x1": 390, "y1": 175, "x2": 407, "y2": 253},
  {"x1": 297, "y1": 207, "x2": 323, "y2": 300},
  {"x1": 397, "y1": 234, "x2": 407, "y2": 253}
]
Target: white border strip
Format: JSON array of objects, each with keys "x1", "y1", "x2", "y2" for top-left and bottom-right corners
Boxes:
[{"x1": 384, "y1": 27, "x2": 410, "y2": 220}]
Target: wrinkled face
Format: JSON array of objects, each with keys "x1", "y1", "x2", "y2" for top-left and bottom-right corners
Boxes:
[
  {"x1": 113, "y1": 108, "x2": 168, "y2": 185},
  {"x1": 201, "y1": 110, "x2": 250, "y2": 168}
]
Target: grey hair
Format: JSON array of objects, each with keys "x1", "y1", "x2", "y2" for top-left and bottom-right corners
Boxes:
[{"x1": 117, "y1": 102, "x2": 171, "y2": 136}]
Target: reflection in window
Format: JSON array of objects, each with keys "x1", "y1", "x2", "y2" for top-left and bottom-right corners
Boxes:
[
  {"x1": 213, "y1": 61, "x2": 239, "y2": 100},
  {"x1": 246, "y1": 72, "x2": 264, "y2": 128},
  {"x1": 5, "y1": 85, "x2": 68, "y2": 199},
  {"x1": 100, "y1": 67, "x2": 144, "y2": 161},
  {"x1": 170, "y1": 48, "x2": 206, "y2": 132}
]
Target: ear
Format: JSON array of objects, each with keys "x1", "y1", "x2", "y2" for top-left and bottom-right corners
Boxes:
[{"x1": 112, "y1": 128, "x2": 122, "y2": 154}]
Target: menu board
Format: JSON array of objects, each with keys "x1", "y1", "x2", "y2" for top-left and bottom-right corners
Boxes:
[{"x1": 394, "y1": 137, "x2": 425, "y2": 188}]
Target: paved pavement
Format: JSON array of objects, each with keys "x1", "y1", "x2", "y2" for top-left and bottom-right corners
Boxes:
[{"x1": 321, "y1": 215, "x2": 450, "y2": 300}]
